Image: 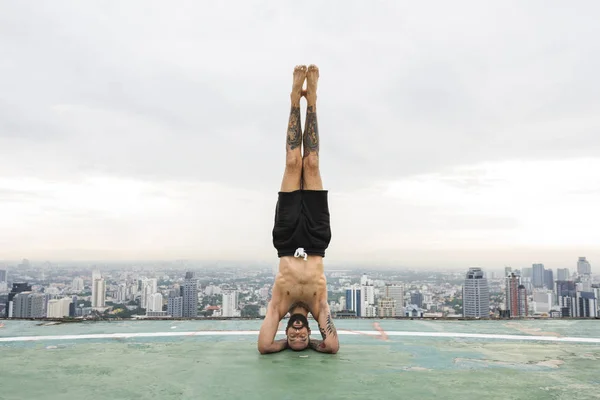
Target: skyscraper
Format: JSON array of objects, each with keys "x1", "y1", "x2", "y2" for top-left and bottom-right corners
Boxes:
[
  {"x1": 222, "y1": 290, "x2": 239, "y2": 317},
  {"x1": 167, "y1": 295, "x2": 183, "y2": 317},
  {"x1": 182, "y1": 272, "x2": 198, "y2": 318},
  {"x1": 91, "y1": 271, "x2": 106, "y2": 309},
  {"x1": 544, "y1": 269, "x2": 554, "y2": 291},
  {"x1": 345, "y1": 286, "x2": 362, "y2": 317},
  {"x1": 13, "y1": 292, "x2": 45, "y2": 318},
  {"x1": 532, "y1": 264, "x2": 545, "y2": 288},
  {"x1": 577, "y1": 257, "x2": 591, "y2": 276},
  {"x1": 462, "y1": 268, "x2": 490, "y2": 318},
  {"x1": 384, "y1": 284, "x2": 404, "y2": 316},
  {"x1": 557, "y1": 268, "x2": 570, "y2": 281},
  {"x1": 6, "y1": 282, "x2": 32, "y2": 318}
]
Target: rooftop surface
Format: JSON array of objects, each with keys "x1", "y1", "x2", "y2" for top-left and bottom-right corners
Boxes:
[{"x1": 1, "y1": 319, "x2": 599, "y2": 400}]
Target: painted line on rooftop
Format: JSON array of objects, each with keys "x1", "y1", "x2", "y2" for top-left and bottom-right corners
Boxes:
[{"x1": 0, "y1": 330, "x2": 599, "y2": 343}]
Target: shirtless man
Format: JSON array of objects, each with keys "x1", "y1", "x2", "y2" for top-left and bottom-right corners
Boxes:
[{"x1": 257, "y1": 64, "x2": 339, "y2": 354}]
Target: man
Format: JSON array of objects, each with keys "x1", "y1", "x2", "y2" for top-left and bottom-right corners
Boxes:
[{"x1": 257, "y1": 64, "x2": 339, "y2": 354}]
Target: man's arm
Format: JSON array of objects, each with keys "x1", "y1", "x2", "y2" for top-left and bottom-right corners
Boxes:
[
  {"x1": 257, "y1": 301, "x2": 286, "y2": 354},
  {"x1": 309, "y1": 301, "x2": 340, "y2": 354}
]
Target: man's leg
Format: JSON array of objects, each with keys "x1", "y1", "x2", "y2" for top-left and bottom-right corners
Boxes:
[
  {"x1": 302, "y1": 65, "x2": 322, "y2": 190},
  {"x1": 280, "y1": 65, "x2": 307, "y2": 192}
]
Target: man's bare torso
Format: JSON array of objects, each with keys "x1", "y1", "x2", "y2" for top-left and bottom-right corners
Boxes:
[{"x1": 272, "y1": 255, "x2": 327, "y2": 319}]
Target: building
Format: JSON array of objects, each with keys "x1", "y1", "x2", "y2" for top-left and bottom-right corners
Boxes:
[
  {"x1": 6, "y1": 282, "x2": 32, "y2": 318},
  {"x1": 222, "y1": 290, "x2": 239, "y2": 317},
  {"x1": 147, "y1": 293, "x2": 163, "y2": 312},
  {"x1": 0, "y1": 269, "x2": 7, "y2": 282},
  {"x1": 505, "y1": 273, "x2": 519, "y2": 317},
  {"x1": 377, "y1": 297, "x2": 396, "y2": 317},
  {"x1": 532, "y1": 291, "x2": 553, "y2": 314},
  {"x1": 13, "y1": 292, "x2": 45, "y2": 318},
  {"x1": 555, "y1": 280, "x2": 577, "y2": 317},
  {"x1": 577, "y1": 257, "x2": 591, "y2": 276},
  {"x1": 517, "y1": 285, "x2": 528, "y2": 316},
  {"x1": 462, "y1": 268, "x2": 490, "y2": 318},
  {"x1": 182, "y1": 272, "x2": 198, "y2": 318},
  {"x1": 383, "y1": 284, "x2": 404, "y2": 316},
  {"x1": 167, "y1": 295, "x2": 183, "y2": 317},
  {"x1": 410, "y1": 292, "x2": 424, "y2": 308},
  {"x1": 557, "y1": 268, "x2": 570, "y2": 281},
  {"x1": 345, "y1": 286, "x2": 362, "y2": 317},
  {"x1": 47, "y1": 297, "x2": 73, "y2": 318},
  {"x1": 91, "y1": 271, "x2": 106, "y2": 308},
  {"x1": 544, "y1": 269, "x2": 554, "y2": 291},
  {"x1": 71, "y1": 278, "x2": 84, "y2": 292},
  {"x1": 576, "y1": 292, "x2": 597, "y2": 317},
  {"x1": 532, "y1": 264, "x2": 545, "y2": 288}
]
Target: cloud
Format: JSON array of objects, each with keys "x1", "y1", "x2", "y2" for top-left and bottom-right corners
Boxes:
[{"x1": 0, "y1": 1, "x2": 599, "y2": 265}]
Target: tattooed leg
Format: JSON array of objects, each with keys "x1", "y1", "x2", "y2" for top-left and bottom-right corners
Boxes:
[
  {"x1": 302, "y1": 64, "x2": 323, "y2": 190},
  {"x1": 280, "y1": 65, "x2": 307, "y2": 192}
]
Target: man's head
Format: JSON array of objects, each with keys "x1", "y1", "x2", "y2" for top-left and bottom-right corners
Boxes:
[{"x1": 286, "y1": 313, "x2": 311, "y2": 351}]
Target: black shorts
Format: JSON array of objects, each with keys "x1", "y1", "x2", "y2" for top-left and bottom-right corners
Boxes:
[{"x1": 272, "y1": 190, "x2": 332, "y2": 258}]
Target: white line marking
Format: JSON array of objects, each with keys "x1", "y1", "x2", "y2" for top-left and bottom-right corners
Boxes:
[{"x1": 0, "y1": 330, "x2": 599, "y2": 343}]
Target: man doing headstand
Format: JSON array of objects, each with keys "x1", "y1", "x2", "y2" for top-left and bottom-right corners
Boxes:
[{"x1": 257, "y1": 65, "x2": 339, "y2": 354}]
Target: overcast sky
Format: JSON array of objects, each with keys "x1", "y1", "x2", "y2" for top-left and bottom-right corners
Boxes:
[{"x1": 1, "y1": 1, "x2": 599, "y2": 270}]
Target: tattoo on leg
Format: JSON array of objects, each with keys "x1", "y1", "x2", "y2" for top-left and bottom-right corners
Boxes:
[
  {"x1": 303, "y1": 105, "x2": 319, "y2": 156},
  {"x1": 287, "y1": 106, "x2": 302, "y2": 151}
]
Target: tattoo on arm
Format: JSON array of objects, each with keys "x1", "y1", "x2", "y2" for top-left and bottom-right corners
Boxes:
[
  {"x1": 318, "y1": 310, "x2": 338, "y2": 342},
  {"x1": 287, "y1": 106, "x2": 302, "y2": 151},
  {"x1": 303, "y1": 105, "x2": 319, "y2": 156}
]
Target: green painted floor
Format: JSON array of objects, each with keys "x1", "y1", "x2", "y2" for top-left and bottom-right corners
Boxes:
[{"x1": 1, "y1": 320, "x2": 599, "y2": 400}]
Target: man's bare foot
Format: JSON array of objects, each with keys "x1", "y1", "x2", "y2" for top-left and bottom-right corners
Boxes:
[
  {"x1": 305, "y1": 64, "x2": 319, "y2": 106},
  {"x1": 291, "y1": 65, "x2": 307, "y2": 107}
]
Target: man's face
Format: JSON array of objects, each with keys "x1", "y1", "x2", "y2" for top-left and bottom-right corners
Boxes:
[{"x1": 286, "y1": 314, "x2": 310, "y2": 351}]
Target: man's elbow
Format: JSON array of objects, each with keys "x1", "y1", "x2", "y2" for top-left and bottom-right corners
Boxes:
[
  {"x1": 257, "y1": 343, "x2": 269, "y2": 354},
  {"x1": 330, "y1": 343, "x2": 340, "y2": 354}
]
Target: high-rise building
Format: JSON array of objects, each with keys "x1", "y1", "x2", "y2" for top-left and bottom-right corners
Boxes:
[
  {"x1": 410, "y1": 292, "x2": 424, "y2": 308},
  {"x1": 555, "y1": 280, "x2": 577, "y2": 317},
  {"x1": 462, "y1": 268, "x2": 490, "y2": 318},
  {"x1": 71, "y1": 278, "x2": 84, "y2": 292},
  {"x1": 6, "y1": 282, "x2": 32, "y2": 318},
  {"x1": 544, "y1": 269, "x2": 554, "y2": 291},
  {"x1": 384, "y1": 284, "x2": 404, "y2": 316},
  {"x1": 575, "y1": 292, "x2": 597, "y2": 317},
  {"x1": 147, "y1": 293, "x2": 163, "y2": 312},
  {"x1": 13, "y1": 292, "x2": 45, "y2": 318},
  {"x1": 577, "y1": 257, "x2": 591, "y2": 276},
  {"x1": 505, "y1": 273, "x2": 528, "y2": 317},
  {"x1": 182, "y1": 272, "x2": 198, "y2": 318},
  {"x1": 505, "y1": 273, "x2": 519, "y2": 317},
  {"x1": 167, "y1": 295, "x2": 183, "y2": 317},
  {"x1": 532, "y1": 264, "x2": 545, "y2": 288},
  {"x1": 91, "y1": 271, "x2": 106, "y2": 308},
  {"x1": 0, "y1": 269, "x2": 7, "y2": 283},
  {"x1": 517, "y1": 285, "x2": 528, "y2": 316},
  {"x1": 557, "y1": 268, "x2": 570, "y2": 281},
  {"x1": 345, "y1": 286, "x2": 362, "y2": 317},
  {"x1": 222, "y1": 290, "x2": 239, "y2": 317},
  {"x1": 47, "y1": 297, "x2": 73, "y2": 318}
]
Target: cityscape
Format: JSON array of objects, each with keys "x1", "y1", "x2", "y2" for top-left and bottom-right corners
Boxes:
[{"x1": 1, "y1": 256, "x2": 597, "y2": 321}]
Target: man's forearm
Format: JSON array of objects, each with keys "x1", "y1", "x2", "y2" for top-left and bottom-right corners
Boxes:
[{"x1": 261, "y1": 339, "x2": 288, "y2": 354}]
